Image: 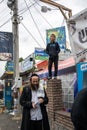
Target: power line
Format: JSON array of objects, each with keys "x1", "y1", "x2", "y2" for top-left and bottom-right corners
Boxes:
[
  {"x1": 24, "y1": 0, "x2": 46, "y2": 46},
  {"x1": 19, "y1": 1, "x2": 53, "y2": 28},
  {"x1": 0, "y1": 12, "x2": 10, "y2": 22},
  {"x1": 34, "y1": 0, "x2": 58, "y2": 8},
  {"x1": 33, "y1": 0, "x2": 42, "y2": 7},
  {"x1": 0, "y1": 0, "x2": 4, "y2": 4},
  {"x1": 0, "y1": 3, "x2": 12, "y2": 28},
  {"x1": 32, "y1": 0, "x2": 53, "y2": 28},
  {"x1": 19, "y1": 1, "x2": 36, "y2": 15},
  {"x1": 21, "y1": 22, "x2": 42, "y2": 48},
  {"x1": 0, "y1": 5, "x2": 10, "y2": 21},
  {"x1": 0, "y1": 18, "x2": 10, "y2": 28}
]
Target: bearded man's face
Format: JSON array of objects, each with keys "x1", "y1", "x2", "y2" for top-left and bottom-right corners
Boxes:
[{"x1": 30, "y1": 76, "x2": 39, "y2": 90}]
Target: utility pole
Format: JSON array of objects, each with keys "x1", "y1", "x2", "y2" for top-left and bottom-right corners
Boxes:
[
  {"x1": 12, "y1": 0, "x2": 19, "y2": 80},
  {"x1": 7, "y1": 0, "x2": 22, "y2": 116},
  {"x1": 12, "y1": 0, "x2": 20, "y2": 116},
  {"x1": 7, "y1": 0, "x2": 19, "y2": 84}
]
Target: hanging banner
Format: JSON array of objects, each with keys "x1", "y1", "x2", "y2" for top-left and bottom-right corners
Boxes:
[
  {"x1": 0, "y1": 32, "x2": 13, "y2": 61},
  {"x1": 46, "y1": 26, "x2": 66, "y2": 51},
  {"x1": 35, "y1": 47, "x2": 48, "y2": 60},
  {"x1": 67, "y1": 9, "x2": 87, "y2": 63}
]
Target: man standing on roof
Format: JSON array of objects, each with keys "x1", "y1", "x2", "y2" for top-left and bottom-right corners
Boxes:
[{"x1": 46, "y1": 34, "x2": 60, "y2": 79}]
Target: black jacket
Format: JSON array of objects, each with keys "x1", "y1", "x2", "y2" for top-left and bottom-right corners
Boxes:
[
  {"x1": 71, "y1": 88, "x2": 87, "y2": 130},
  {"x1": 46, "y1": 42, "x2": 60, "y2": 58},
  {"x1": 20, "y1": 86, "x2": 50, "y2": 130}
]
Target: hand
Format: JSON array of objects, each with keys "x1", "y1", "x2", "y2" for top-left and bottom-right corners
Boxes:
[
  {"x1": 32, "y1": 102, "x2": 37, "y2": 108},
  {"x1": 38, "y1": 98, "x2": 44, "y2": 104}
]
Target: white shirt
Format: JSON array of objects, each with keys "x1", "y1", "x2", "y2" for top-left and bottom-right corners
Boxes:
[{"x1": 30, "y1": 86, "x2": 45, "y2": 121}]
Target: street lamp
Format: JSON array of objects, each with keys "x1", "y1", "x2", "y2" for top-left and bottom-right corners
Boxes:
[
  {"x1": 40, "y1": 0, "x2": 72, "y2": 20},
  {"x1": 41, "y1": 6, "x2": 51, "y2": 13},
  {"x1": 7, "y1": 0, "x2": 14, "y2": 10}
]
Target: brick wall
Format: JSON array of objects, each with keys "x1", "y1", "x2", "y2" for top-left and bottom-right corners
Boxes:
[
  {"x1": 47, "y1": 79, "x2": 74, "y2": 130},
  {"x1": 55, "y1": 110, "x2": 74, "y2": 130}
]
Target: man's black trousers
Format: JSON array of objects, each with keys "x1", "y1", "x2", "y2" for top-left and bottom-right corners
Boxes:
[
  {"x1": 48, "y1": 57, "x2": 58, "y2": 77},
  {"x1": 30, "y1": 120, "x2": 43, "y2": 130}
]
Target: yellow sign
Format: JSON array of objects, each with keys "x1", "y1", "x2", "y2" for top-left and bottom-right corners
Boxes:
[{"x1": 6, "y1": 71, "x2": 14, "y2": 74}]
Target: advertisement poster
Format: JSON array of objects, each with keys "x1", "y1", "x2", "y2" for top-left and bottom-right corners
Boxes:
[
  {"x1": 46, "y1": 26, "x2": 66, "y2": 51},
  {"x1": 35, "y1": 47, "x2": 48, "y2": 60},
  {"x1": 4, "y1": 80, "x2": 12, "y2": 109},
  {"x1": 76, "y1": 62, "x2": 87, "y2": 91},
  {"x1": 0, "y1": 32, "x2": 13, "y2": 61},
  {"x1": 5, "y1": 61, "x2": 14, "y2": 72},
  {"x1": 67, "y1": 9, "x2": 87, "y2": 63}
]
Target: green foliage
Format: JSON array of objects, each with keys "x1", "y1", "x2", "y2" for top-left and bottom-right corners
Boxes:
[{"x1": 19, "y1": 57, "x2": 24, "y2": 62}]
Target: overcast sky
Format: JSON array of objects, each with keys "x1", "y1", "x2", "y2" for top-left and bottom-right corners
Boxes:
[{"x1": 0, "y1": 0, "x2": 87, "y2": 77}]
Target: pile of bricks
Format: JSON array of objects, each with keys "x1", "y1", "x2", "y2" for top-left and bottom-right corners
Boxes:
[
  {"x1": 47, "y1": 79, "x2": 74, "y2": 130},
  {"x1": 47, "y1": 79, "x2": 63, "y2": 120},
  {"x1": 55, "y1": 110, "x2": 74, "y2": 130}
]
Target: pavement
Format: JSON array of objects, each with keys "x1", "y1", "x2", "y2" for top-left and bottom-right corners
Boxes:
[{"x1": 0, "y1": 113, "x2": 21, "y2": 130}]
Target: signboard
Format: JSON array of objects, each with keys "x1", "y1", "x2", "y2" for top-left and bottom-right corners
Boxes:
[
  {"x1": 21, "y1": 54, "x2": 34, "y2": 72},
  {"x1": 35, "y1": 48, "x2": 48, "y2": 60},
  {"x1": 76, "y1": 62, "x2": 87, "y2": 91},
  {"x1": 5, "y1": 61, "x2": 14, "y2": 72},
  {"x1": 4, "y1": 80, "x2": 12, "y2": 109},
  {"x1": 67, "y1": 8, "x2": 87, "y2": 63},
  {"x1": 46, "y1": 26, "x2": 66, "y2": 51},
  {"x1": 0, "y1": 32, "x2": 13, "y2": 60}
]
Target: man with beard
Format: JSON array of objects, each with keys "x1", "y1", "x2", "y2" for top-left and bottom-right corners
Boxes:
[{"x1": 20, "y1": 73, "x2": 50, "y2": 130}]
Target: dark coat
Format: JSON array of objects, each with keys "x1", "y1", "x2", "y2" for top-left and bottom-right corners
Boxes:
[
  {"x1": 46, "y1": 42, "x2": 60, "y2": 58},
  {"x1": 71, "y1": 88, "x2": 87, "y2": 130},
  {"x1": 20, "y1": 86, "x2": 50, "y2": 130}
]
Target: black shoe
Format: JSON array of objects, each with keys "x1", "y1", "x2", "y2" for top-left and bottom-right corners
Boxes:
[
  {"x1": 54, "y1": 76, "x2": 57, "y2": 79},
  {"x1": 48, "y1": 77, "x2": 52, "y2": 80}
]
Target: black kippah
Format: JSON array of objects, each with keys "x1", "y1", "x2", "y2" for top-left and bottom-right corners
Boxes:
[{"x1": 30, "y1": 73, "x2": 39, "y2": 78}]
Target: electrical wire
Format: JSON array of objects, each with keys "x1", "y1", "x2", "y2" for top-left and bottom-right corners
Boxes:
[
  {"x1": 0, "y1": 12, "x2": 10, "y2": 22},
  {"x1": 24, "y1": 0, "x2": 46, "y2": 46},
  {"x1": 0, "y1": 18, "x2": 10, "y2": 28},
  {"x1": 21, "y1": 22, "x2": 42, "y2": 48},
  {"x1": 52, "y1": 0, "x2": 60, "y2": 1},
  {"x1": 33, "y1": 0, "x2": 42, "y2": 7},
  {"x1": 31, "y1": 0, "x2": 53, "y2": 28},
  {"x1": 0, "y1": 0, "x2": 4, "y2": 4},
  {"x1": 0, "y1": 3, "x2": 11, "y2": 26},
  {"x1": 19, "y1": 1, "x2": 36, "y2": 15},
  {"x1": 34, "y1": 0, "x2": 58, "y2": 9}
]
